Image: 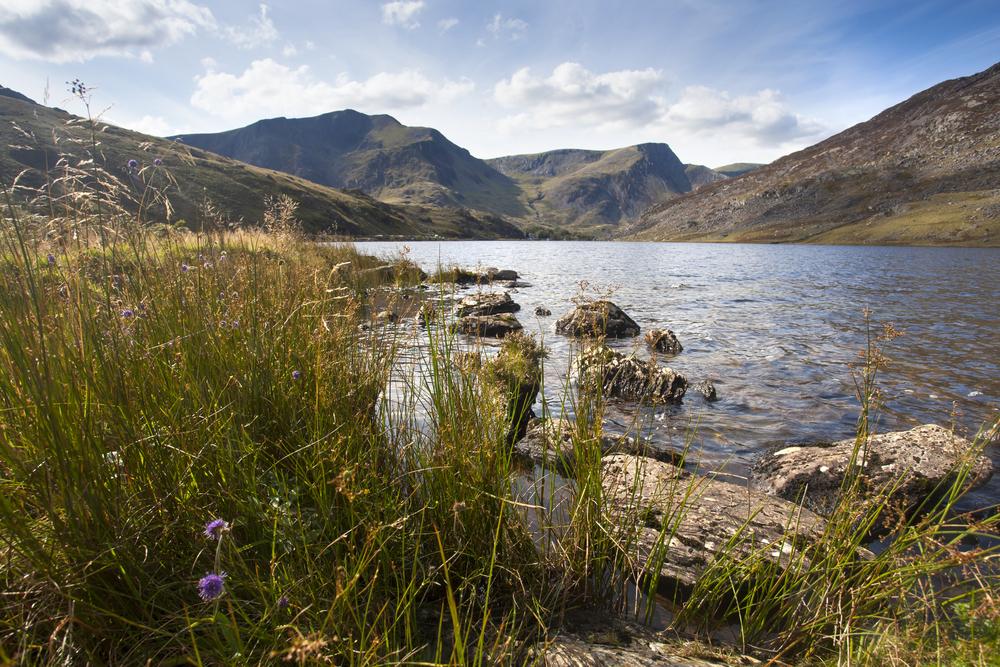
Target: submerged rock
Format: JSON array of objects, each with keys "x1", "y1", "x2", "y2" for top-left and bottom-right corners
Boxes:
[
  {"x1": 455, "y1": 291, "x2": 520, "y2": 317},
  {"x1": 374, "y1": 310, "x2": 398, "y2": 324},
  {"x1": 750, "y1": 424, "x2": 993, "y2": 518},
  {"x1": 556, "y1": 301, "x2": 640, "y2": 338},
  {"x1": 514, "y1": 418, "x2": 683, "y2": 475},
  {"x1": 487, "y1": 268, "x2": 519, "y2": 281},
  {"x1": 645, "y1": 329, "x2": 683, "y2": 355},
  {"x1": 603, "y1": 454, "x2": 835, "y2": 598},
  {"x1": 535, "y1": 307, "x2": 553, "y2": 317},
  {"x1": 452, "y1": 313, "x2": 523, "y2": 338},
  {"x1": 576, "y1": 346, "x2": 687, "y2": 404}
]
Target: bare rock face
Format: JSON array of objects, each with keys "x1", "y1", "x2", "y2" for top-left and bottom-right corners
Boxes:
[
  {"x1": 577, "y1": 346, "x2": 686, "y2": 404},
  {"x1": 455, "y1": 291, "x2": 520, "y2": 317},
  {"x1": 645, "y1": 329, "x2": 683, "y2": 355},
  {"x1": 452, "y1": 313, "x2": 523, "y2": 338},
  {"x1": 556, "y1": 301, "x2": 640, "y2": 338},
  {"x1": 750, "y1": 424, "x2": 993, "y2": 517},
  {"x1": 514, "y1": 418, "x2": 683, "y2": 475},
  {"x1": 603, "y1": 454, "x2": 831, "y2": 598}
]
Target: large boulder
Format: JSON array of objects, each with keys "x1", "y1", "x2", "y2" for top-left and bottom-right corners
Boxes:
[
  {"x1": 556, "y1": 301, "x2": 640, "y2": 338},
  {"x1": 455, "y1": 291, "x2": 520, "y2": 317},
  {"x1": 750, "y1": 424, "x2": 993, "y2": 517},
  {"x1": 645, "y1": 329, "x2": 683, "y2": 355},
  {"x1": 576, "y1": 346, "x2": 686, "y2": 404},
  {"x1": 603, "y1": 455, "x2": 835, "y2": 599},
  {"x1": 481, "y1": 332, "x2": 545, "y2": 442},
  {"x1": 452, "y1": 313, "x2": 523, "y2": 338},
  {"x1": 515, "y1": 418, "x2": 683, "y2": 475}
]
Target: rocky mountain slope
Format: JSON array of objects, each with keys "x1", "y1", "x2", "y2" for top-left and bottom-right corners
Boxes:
[
  {"x1": 173, "y1": 110, "x2": 528, "y2": 218},
  {"x1": 683, "y1": 164, "x2": 729, "y2": 189},
  {"x1": 0, "y1": 90, "x2": 521, "y2": 238},
  {"x1": 627, "y1": 63, "x2": 1000, "y2": 246},
  {"x1": 487, "y1": 143, "x2": 693, "y2": 231}
]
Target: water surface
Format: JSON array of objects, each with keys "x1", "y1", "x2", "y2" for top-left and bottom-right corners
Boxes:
[{"x1": 357, "y1": 241, "x2": 1000, "y2": 508}]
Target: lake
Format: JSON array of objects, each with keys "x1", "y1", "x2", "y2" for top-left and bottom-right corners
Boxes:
[{"x1": 356, "y1": 241, "x2": 1000, "y2": 508}]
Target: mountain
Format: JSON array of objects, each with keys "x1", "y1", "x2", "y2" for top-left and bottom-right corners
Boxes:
[
  {"x1": 628, "y1": 63, "x2": 1000, "y2": 246},
  {"x1": 684, "y1": 164, "x2": 729, "y2": 189},
  {"x1": 713, "y1": 163, "x2": 763, "y2": 178},
  {"x1": 172, "y1": 110, "x2": 528, "y2": 218},
  {"x1": 0, "y1": 89, "x2": 522, "y2": 239},
  {"x1": 175, "y1": 111, "x2": 696, "y2": 235},
  {"x1": 487, "y1": 143, "x2": 692, "y2": 231}
]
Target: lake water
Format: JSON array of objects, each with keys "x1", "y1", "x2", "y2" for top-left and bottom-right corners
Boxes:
[{"x1": 356, "y1": 241, "x2": 1000, "y2": 509}]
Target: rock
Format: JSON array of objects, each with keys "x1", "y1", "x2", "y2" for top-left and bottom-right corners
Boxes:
[
  {"x1": 645, "y1": 329, "x2": 683, "y2": 355},
  {"x1": 576, "y1": 346, "x2": 687, "y2": 404},
  {"x1": 750, "y1": 424, "x2": 994, "y2": 518},
  {"x1": 455, "y1": 291, "x2": 520, "y2": 317},
  {"x1": 452, "y1": 313, "x2": 523, "y2": 338},
  {"x1": 603, "y1": 454, "x2": 834, "y2": 599},
  {"x1": 535, "y1": 614, "x2": 729, "y2": 666},
  {"x1": 416, "y1": 303, "x2": 437, "y2": 326},
  {"x1": 694, "y1": 380, "x2": 718, "y2": 402},
  {"x1": 375, "y1": 310, "x2": 398, "y2": 324},
  {"x1": 556, "y1": 301, "x2": 640, "y2": 338},
  {"x1": 535, "y1": 307, "x2": 553, "y2": 317},
  {"x1": 515, "y1": 418, "x2": 683, "y2": 475},
  {"x1": 482, "y1": 332, "x2": 545, "y2": 442},
  {"x1": 487, "y1": 268, "x2": 519, "y2": 281}
]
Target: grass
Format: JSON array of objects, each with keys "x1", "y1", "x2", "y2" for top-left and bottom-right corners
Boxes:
[{"x1": 0, "y1": 118, "x2": 998, "y2": 663}]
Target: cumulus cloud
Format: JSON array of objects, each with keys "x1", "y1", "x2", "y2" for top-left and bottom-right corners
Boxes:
[
  {"x1": 116, "y1": 114, "x2": 175, "y2": 136},
  {"x1": 438, "y1": 17, "x2": 459, "y2": 32},
  {"x1": 223, "y1": 3, "x2": 278, "y2": 49},
  {"x1": 665, "y1": 86, "x2": 824, "y2": 143},
  {"x1": 495, "y1": 63, "x2": 666, "y2": 130},
  {"x1": 494, "y1": 62, "x2": 824, "y2": 147},
  {"x1": 487, "y1": 13, "x2": 527, "y2": 40},
  {"x1": 0, "y1": 0, "x2": 214, "y2": 63},
  {"x1": 191, "y1": 58, "x2": 474, "y2": 120},
  {"x1": 381, "y1": 1, "x2": 424, "y2": 29}
]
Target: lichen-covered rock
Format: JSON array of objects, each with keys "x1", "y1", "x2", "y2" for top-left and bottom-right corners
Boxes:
[
  {"x1": 482, "y1": 332, "x2": 545, "y2": 441},
  {"x1": 645, "y1": 329, "x2": 683, "y2": 355},
  {"x1": 514, "y1": 418, "x2": 683, "y2": 475},
  {"x1": 576, "y1": 346, "x2": 686, "y2": 403},
  {"x1": 694, "y1": 380, "x2": 718, "y2": 402},
  {"x1": 750, "y1": 424, "x2": 993, "y2": 517},
  {"x1": 556, "y1": 300, "x2": 640, "y2": 338},
  {"x1": 603, "y1": 455, "x2": 834, "y2": 598},
  {"x1": 455, "y1": 291, "x2": 520, "y2": 317},
  {"x1": 452, "y1": 313, "x2": 523, "y2": 338}
]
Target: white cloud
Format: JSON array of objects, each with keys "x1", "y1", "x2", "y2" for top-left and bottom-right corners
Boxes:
[
  {"x1": 116, "y1": 114, "x2": 175, "y2": 136},
  {"x1": 487, "y1": 13, "x2": 527, "y2": 40},
  {"x1": 190, "y1": 58, "x2": 474, "y2": 120},
  {"x1": 495, "y1": 63, "x2": 666, "y2": 130},
  {"x1": 381, "y1": 1, "x2": 424, "y2": 29},
  {"x1": 282, "y1": 43, "x2": 297, "y2": 57},
  {"x1": 0, "y1": 0, "x2": 214, "y2": 63},
  {"x1": 438, "y1": 17, "x2": 459, "y2": 32},
  {"x1": 665, "y1": 85, "x2": 824, "y2": 144},
  {"x1": 223, "y1": 3, "x2": 278, "y2": 49},
  {"x1": 494, "y1": 62, "x2": 824, "y2": 148}
]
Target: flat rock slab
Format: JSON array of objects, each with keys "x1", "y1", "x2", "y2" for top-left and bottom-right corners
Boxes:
[
  {"x1": 455, "y1": 291, "x2": 520, "y2": 317},
  {"x1": 578, "y1": 346, "x2": 687, "y2": 404},
  {"x1": 750, "y1": 424, "x2": 993, "y2": 517},
  {"x1": 556, "y1": 300, "x2": 640, "y2": 338},
  {"x1": 515, "y1": 418, "x2": 684, "y2": 476},
  {"x1": 452, "y1": 313, "x2": 523, "y2": 338},
  {"x1": 603, "y1": 454, "x2": 830, "y2": 598}
]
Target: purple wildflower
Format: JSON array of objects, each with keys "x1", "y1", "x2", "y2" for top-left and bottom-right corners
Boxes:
[
  {"x1": 204, "y1": 518, "x2": 229, "y2": 540},
  {"x1": 220, "y1": 320, "x2": 227, "y2": 328},
  {"x1": 47, "y1": 253, "x2": 56, "y2": 266},
  {"x1": 181, "y1": 263, "x2": 190, "y2": 272},
  {"x1": 127, "y1": 159, "x2": 138, "y2": 170},
  {"x1": 231, "y1": 320, "x2": 239, "y2": 329},
  {"x1": 197, "y1": 572, "x2": 226, "y2": 601},
  {"x1": 153, "y1": 157, "x2": 163, "y2": 166},
  {"x1": 121, "y1": 309, "x2": 134, "y2": 318},
  {"x1": 292, "y1": 370, "x2": 302, "y2": 380},
  {"x1": 277, "y1": 595, "x2": 289, "y2": 610}
]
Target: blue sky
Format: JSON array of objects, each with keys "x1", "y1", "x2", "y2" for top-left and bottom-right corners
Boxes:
[{"x1": 1, "y1": 1, "x2": 998, "y2": 165}]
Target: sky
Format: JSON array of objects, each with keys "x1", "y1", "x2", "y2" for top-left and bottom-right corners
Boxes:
[{"x1": 1, "y1": 1, "x2": 998, "y2": 166}]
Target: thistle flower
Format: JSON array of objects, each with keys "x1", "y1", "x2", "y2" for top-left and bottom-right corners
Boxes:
[
  {"x1": 197, "y1": 572, "x2": 226, "y2": 601},
  {"x1": 121, "y1": 309, "x2": 134, "y2": 318},
  {"x1": 127, "y1": 159, "x2": 138, "y2": 170},
  {"x1": 47, "y1": 253, "x2": 56, "y2": 266},
  {"x1": 153, "y1": 157, "x2": 163, "y2": 166},
  {"x1": 204, "y1": 518, "x2": 229, "y2": 540},
  {"x1": 181, "y1": 263, "x2": 190, "y2": 272},
  {"x1": 277, "y1": 595, "x2": 289, "y2": 610},
  {"x1": 231, "y1": 320, "x2": 239, "y2": 329},
  {"x1": 292, "y1": 370, "x2": 302, "y2": 380}
]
